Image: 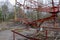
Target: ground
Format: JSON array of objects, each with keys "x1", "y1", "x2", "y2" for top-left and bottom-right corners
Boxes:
[
  {"x1": 0, "y1": 22, "x2": 26, "y2": 40},
  {"x1": 0, "y1": 30, "x2": 13, "y2": 40}
]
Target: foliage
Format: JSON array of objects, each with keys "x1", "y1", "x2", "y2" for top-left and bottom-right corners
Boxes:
[
  {"x1": 0, "y1": 9, "x2": 2, "y2": 21},
  {"x1": 2, "y1": 4, "x2": 8, "y2": 11},
  {"x1": 8, "y1": 13, "x2": 14, "y2": 19},
  {"x1": 2, "y1": 4, "x2": 8, "y2": 21}
]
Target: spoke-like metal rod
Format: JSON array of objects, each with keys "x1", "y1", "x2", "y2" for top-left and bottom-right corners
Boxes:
[
  {"x1": 51, "y1": 0, "x2": 57, "y2": 28},
  {"x1": 52, "y1": 0, "x2": 54, "y2": 7},
  {"x1": 59, "y1": 0, "x2": 60, "y2": 11}
]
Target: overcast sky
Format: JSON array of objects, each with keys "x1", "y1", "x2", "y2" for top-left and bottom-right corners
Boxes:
[
  {"x1": 0, "y1": 0, "x2": 15, "y2": 5},
  {"x1": 9, "y1": 0, "x2": 15, "y2": 5},
  {"x1": 0, "y1": 0, "x2": 59, "y2": 5},
  {"x1": 9, "y1": 0, "x2": 24, "y2": 5}
]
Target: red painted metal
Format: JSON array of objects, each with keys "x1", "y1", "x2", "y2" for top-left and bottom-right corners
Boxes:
[
  {"x1": 12, "y1": 30, "x2": 40, "y2": 40},
  {"x1": 14, "y1": 0, "x2": 60, "y2": 31},
  {"x1": 14, "y1": 0, "x2": 60, "y2": 40},
  {"x1": 13, "y1": 32, "x2": 15, "y2": 40},
  {"x1": 16, "y1": 0, "x2": 60, "y2": 12},
  {"x1": 45, "y1": 30, "x2": 48, "y2": 40},
  {"x1": 29, "y1": 14, "x2": 55, "y2": 27}
]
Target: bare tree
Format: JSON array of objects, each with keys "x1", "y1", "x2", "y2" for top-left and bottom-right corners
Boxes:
[{"x1": 2, "y1": 4, "x2": 8, "y2": 21}]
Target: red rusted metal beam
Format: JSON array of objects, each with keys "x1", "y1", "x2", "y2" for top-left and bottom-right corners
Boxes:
[
  {"x1": 32, "y1": 14, "x2": 56, "y2": 28},
  {"x1": 35, "y1": 15, "x2": 55, "y2": 22},
  {"x1": 12, "y1": 30, "x2": 40, "y2": 40},
  {"x1": 13, "y1": 32, "x2": 15, "y2": 40},
  {"x1": 45, "y1": 30, "x2": 48, "y2": 40},
  {"x1": 16, "y1": 0, "x2": 60, "y2": 12},
  {"x1": 46, "y1": 25, "x2": 60, "y2": 29},
  {"x1": 15, "y1": 0, "x2": 60, "y2": 28},
  {"x1": 23, "y1": 14, "x2": 55, "y2": 28}
]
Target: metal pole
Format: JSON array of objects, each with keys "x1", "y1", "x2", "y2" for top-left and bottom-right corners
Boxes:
[
  {"x1": 51, "y1": 0, "x2": 57, "y2": 28},
  {"x1": 13, "y1": 32, "x2": 15, "y2": 40},
  {"x1": 59, "y1": 0, "x2": 60, "y2": 11},
  {"x1": 52, "y1": 0, "x2": 54, "y2": 7},
  {"x1": 46, "y1": 30, "x2": 48, "y2": 40}
]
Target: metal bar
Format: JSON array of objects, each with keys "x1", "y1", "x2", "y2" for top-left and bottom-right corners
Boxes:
[
  {"x1": 45, "y1": 30, "x2": 48, "y2": 40},
  {"x1": 11, "y1": 30, "x2": 40, "y2": 40},
  {"x1": 13, "y1": 32, "x2": 15, "y2": 40},
  {"x1": 33, "y1": 14, "x2": 55, "y2": 22},
  {"x1": 59, "y1": 0, "x2": 60, "y2": 11},
  {"x1": 52, "y1": 0, "x2": 54, "y2": 7},
  {"x1": 59, "y1": 0, "x2": 60, "y2": 5}
]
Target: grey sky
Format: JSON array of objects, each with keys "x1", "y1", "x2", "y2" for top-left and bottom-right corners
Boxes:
[{"x1": 0, "y1": 0, "x2": 59, "y2": 5}]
